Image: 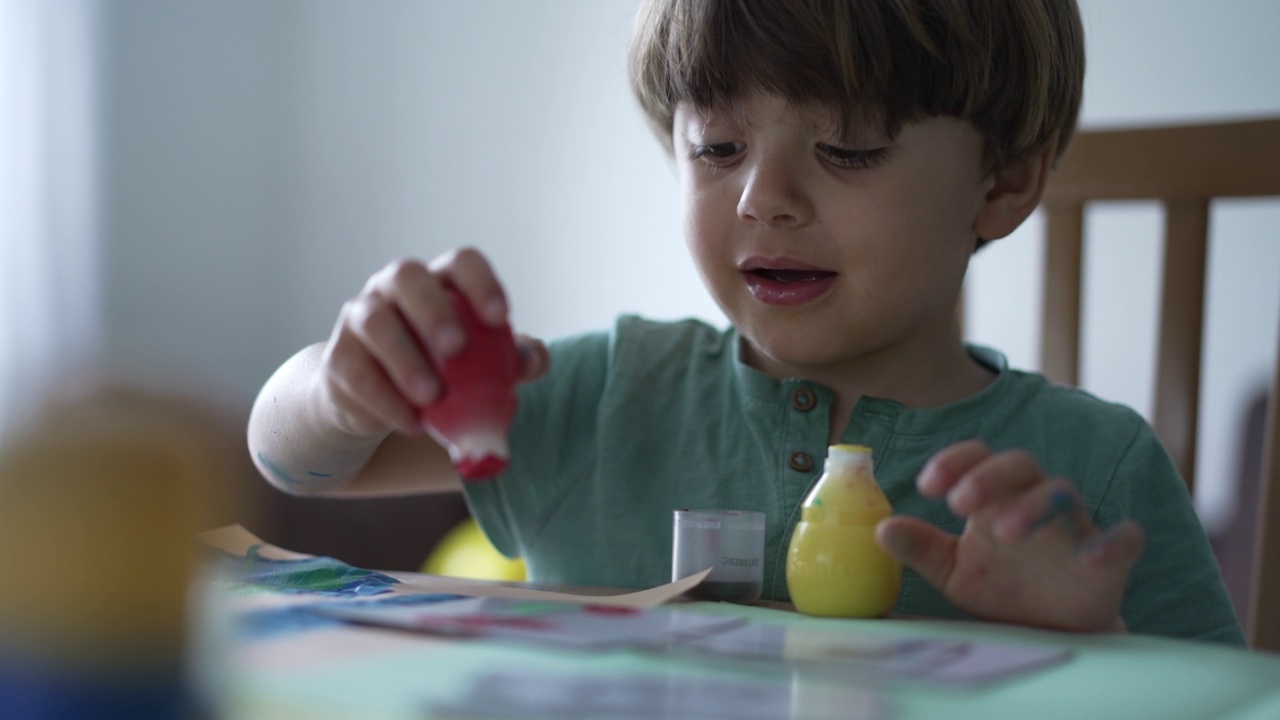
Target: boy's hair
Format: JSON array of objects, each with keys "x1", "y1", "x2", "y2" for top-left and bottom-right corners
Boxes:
[{"x1": 628, "y1": 0, "x2": 1085, "y2": 173}]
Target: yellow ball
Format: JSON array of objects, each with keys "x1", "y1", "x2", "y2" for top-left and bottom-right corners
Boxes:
[{"x1": 422, "y1": 518, "x2": 526, "y2": 582}]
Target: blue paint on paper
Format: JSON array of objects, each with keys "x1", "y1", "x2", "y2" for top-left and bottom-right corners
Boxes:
[
  {"x1": 238, "y1": 593, "x2": 468, "y2": 640},
  {"x1": 237, "y1": 605, "x2": 346, "y2": 639}
]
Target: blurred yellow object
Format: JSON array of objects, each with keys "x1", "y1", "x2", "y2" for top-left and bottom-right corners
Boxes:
[
  {"x1": 0, "y1": 390, "x2": 221, "y2": 668},
  {"x1": 422, "y1": 517, "x2": 526, "y2": 581},
  {"x1": 0, "y1": 387, "x2": 230, "y2": 718}
]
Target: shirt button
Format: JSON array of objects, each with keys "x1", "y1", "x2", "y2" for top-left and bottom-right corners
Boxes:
[
  {"x1": 788, "y1": 451, "x2": 814, "y2": 473},
  {"x1": 790, "y1": 387, "x2": 817, "y2": 412}
]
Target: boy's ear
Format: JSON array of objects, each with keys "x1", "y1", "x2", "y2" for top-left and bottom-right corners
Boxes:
[{"x1": 972, "y1": 145, "x2": 1055, "y2": 242}]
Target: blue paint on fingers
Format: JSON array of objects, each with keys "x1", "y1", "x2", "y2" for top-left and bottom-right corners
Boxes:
[{"x1": 1025, "y1": 489, "x2": 1087, "y2": 545}]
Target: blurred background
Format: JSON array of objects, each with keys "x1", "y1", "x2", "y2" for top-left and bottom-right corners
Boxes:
[{"x1": 2, "y1": 0, "x2": 1278, "y2": 610}]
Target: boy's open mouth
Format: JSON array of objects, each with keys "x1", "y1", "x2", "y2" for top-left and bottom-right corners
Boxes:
[
  {"x1": 747, "y1": 269, "x2": 837, "y2": 284},
  {"x1": 741, "y1": 267, "x2": 839, "y2": 306}
]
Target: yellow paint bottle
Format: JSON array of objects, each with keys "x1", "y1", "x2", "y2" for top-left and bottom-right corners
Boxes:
[
  {"x1": 786, "y1": 444, "x2": 902, "y2": 617},
  {"x1": 0, "y1": 391, "x2": 226, "y2": 718}
]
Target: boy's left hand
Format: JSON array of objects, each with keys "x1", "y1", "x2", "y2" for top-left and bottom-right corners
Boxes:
[{"x1": 875, "y1": 440, "x2": 1145, "y2": 633}]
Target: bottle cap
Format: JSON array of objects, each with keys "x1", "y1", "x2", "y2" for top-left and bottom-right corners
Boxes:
[{"x1": 828, "y1": 444, "x2": 872, "y2": 458}]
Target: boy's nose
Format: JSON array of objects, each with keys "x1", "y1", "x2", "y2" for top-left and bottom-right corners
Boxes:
[{"x1": 736, "y1": 160, "x2": 815, "y2": 228}]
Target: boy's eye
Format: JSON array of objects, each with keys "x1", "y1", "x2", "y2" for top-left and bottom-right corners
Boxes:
[
  {"x1": 688, "y1": 142, "x2": 745, "y2": 163},
  {"x1": 816, "y1": 143, "x2": 888, "y2": 170}
]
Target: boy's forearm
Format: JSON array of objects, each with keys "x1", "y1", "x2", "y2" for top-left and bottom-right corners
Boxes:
[{"x1": 247, "y1": 343, "x2": 386, "y2": 495}]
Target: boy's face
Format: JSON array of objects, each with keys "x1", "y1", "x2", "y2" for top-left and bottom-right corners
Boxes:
[{"x1": 672, "y1": 92, "x2": 992, "y2": 381}]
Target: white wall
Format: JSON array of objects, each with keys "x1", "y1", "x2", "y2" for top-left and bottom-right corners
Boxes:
[
  {"x1": 93, "y1": 0, "x2": 705, "y2": 407},
  {"x1": 97, "y1": 1, "x2": 295, "y2": 402},
  {"x1": 9, "y1": 0, "x2": 1278, "y2": 527}
]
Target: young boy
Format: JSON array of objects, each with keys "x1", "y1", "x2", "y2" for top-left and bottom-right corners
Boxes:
[{"x1": 248, "y1": 0, "x2": 1244, "y2": 644}]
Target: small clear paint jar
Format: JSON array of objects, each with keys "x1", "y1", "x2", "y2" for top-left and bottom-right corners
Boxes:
[{"x1": 672, "y1": 509, "x2": 766, "y2": 604}]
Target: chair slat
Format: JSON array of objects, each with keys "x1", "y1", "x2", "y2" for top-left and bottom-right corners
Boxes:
[
  {"x1": 1152, "y1": 200, "x2": 1209, "y2": 494},
  {"x1": 1044, "y1": 119, "x2": 1280, "y2": 204},
  {"x1": 1251, "y1": 327, "x2": 1280, "y2": 651},
  {"x1": 1041, "y1": 204, "x2": 1084, "y2": 386}
]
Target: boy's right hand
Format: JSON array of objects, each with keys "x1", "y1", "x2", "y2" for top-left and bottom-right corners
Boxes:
[{"x1": 315, "y1": 248, "x2": 548, "y2": 441}]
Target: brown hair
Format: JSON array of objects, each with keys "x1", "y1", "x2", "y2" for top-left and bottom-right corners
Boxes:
[{"x1": 628, "y1": 0, "x2": 1085, "y2": 172}]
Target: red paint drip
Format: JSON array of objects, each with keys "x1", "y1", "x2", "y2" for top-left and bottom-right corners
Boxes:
[
  {"x1": 418, "y1": 287, "x2": 521, "y2": 482},
  {"x1": 457, "y1": 455, "x2": 509, "y2": 480},
  {"x1": 583, "y1": 605, "x2": 642, "y2": 616}
]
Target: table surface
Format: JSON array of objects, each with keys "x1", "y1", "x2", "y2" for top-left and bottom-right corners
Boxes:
[{"x1": 212, "y1": 573, "x2": 1280, "y2": 720}]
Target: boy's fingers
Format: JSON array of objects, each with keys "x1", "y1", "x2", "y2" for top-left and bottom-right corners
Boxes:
[
  {"x1": 325, "y1": 343, "x2": 423, "y2": 438},
  {"x1": 374, "y1": 260, "x2": 465, "y2": 360},
  {"x1": 947, "y1": 450, "x2": 1045, "y2": 517},
  {"x1": 341, "y1": 294, "x2": 440, "y2": 406},
  {"x1": 429, "y1": 247, "x2": 510, "y2": 326},
  {"x1": 917, "y1": 440, "x2": 992, "y2": 497},
  {"x1": 876, "y1": 516, "x2": 957, "y2": 590},
  {"x1": 515, "y1": 334, "x2": 550, "y2": 382},
  {"x1": 1082, "y1": 520, "x2": 1146, "y2": 572},
  {"x1": 993, "y1": 479, "x2": 1086, "y2": 542},
  {"x1": 345, "y1": 383, "x2": 422, "y2": 439}
]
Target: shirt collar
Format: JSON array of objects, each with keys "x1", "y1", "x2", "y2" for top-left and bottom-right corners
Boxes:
[{"x1": 728, "y1": 327, "x2": 1026, "y2": 436}]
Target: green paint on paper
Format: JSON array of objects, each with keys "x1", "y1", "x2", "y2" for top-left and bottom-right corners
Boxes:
[{"x1": 214, "y1": 545, "x2": 400, "y2": 597}]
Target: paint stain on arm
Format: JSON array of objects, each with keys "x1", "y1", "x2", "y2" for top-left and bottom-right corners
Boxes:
[
  {"x1": 256, "y1": 451, "x2": 302, "y2": 488},
  {"x1": 257, "y1": 453, "x2": 344, "y2": 492}
]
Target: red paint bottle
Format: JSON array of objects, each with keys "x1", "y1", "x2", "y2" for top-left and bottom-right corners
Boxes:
[{"x1": 419, "y1": 288, "x2": 521, "y2": 481}]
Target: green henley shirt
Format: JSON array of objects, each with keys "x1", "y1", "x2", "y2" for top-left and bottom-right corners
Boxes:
[{"x1": 462, "y1": 316, "x2": 1245, "y2": 645}]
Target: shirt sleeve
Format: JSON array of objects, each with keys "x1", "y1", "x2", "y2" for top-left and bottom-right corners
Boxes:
[
  {"x1": 460, "y1": 328, "x2": 611, "y2": 560},
  {"x1": 1095, "y1": 421, "x2": 1247, "y2": 645}
]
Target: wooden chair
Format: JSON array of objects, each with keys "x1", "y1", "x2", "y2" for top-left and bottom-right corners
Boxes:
[{"x1": 1038, "y1": 117, "x2": 1280, "y2": 651}]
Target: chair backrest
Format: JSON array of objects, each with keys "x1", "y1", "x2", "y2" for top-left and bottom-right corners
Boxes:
[{"x1": 1038, "y1": 117, "x2": 1280, "y2": 651}]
